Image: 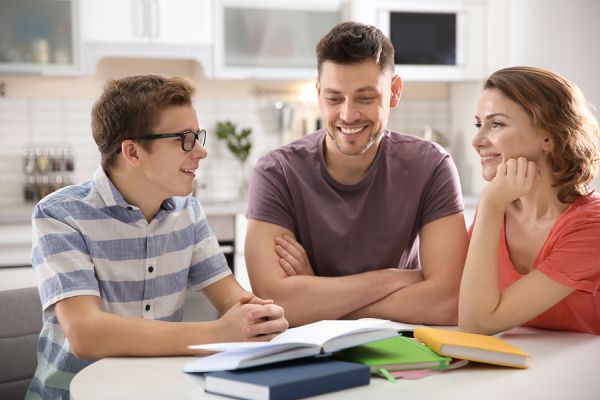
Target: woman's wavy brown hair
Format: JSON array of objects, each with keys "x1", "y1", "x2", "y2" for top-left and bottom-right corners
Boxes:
[{"x1": 484, "y1": 66, "x2": 600, "y2": 202}]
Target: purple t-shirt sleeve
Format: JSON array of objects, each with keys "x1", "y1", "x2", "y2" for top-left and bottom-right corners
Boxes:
[
  {"x1": 418, "y1": 154, "x2": 464, "y2": 227},
  {"x1": 247, "y1": 153, "x2": 296, "y2": 232}
]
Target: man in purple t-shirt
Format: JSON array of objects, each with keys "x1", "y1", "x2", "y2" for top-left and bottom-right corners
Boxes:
[{"x1": 246, "y1": 22, "x2": 469, "y2": 327}]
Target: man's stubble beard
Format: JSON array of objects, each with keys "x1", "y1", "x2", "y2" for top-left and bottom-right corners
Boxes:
[{"x1": 326, "y1": 128, "x2": 383, "y2": 157}]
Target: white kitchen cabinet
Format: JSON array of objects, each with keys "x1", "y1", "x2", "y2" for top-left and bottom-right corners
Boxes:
[
  {"x1": 214, "y1": 0, "x2": 348, "y2": 79},
  {"x1": 203, "y1": 204, "x2": 250, "y2": 290},
  {"x1": 0, "y1": 224, "x2": 32, "y2": 268},
  {"x1": 82, "y1": 0, "x2": 138, "y2": 43},
  {"x1": 234, "y1": 213, "x2": 250, "y2": 291},
  {"x1": 155, "y1": 0, "x2": 212, "y2": 46},
  {"x1": 83, "y1": 0, "x2": 211, "y2": 46},
  {"x1": 0, "y1": 0, "x2": 81, "y2": 75},
  {"x1": 81, "y1": 0, "x2": 213, "y2": 74}
]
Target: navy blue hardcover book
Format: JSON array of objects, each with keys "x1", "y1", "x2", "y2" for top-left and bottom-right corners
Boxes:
[{"x1": 204, "y1": 357, "x2": 370, "y2": 400}]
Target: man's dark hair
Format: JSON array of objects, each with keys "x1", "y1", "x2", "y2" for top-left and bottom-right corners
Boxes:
[{"x1": 316, "y1": 21, "x2": 395, "y2": 76}]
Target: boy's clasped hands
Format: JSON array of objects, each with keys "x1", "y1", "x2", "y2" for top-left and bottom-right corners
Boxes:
[{"x1": 219, "y1": 292, "x2": 288, "y2": 342}]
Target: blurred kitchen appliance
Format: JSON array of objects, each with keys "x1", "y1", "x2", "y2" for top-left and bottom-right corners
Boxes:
[
  {"x1": 390, "y1": 12, "x2": 456, "y2": 65},
  {"x1": 353, "y1": 0, "x2": 486, "y2": 81},
  {"x1": 273, "y1": 101, "x2": 294, "y2": 135},
  {"x1": 22, "y1": 145, "x2": 75, "y2": 202}
]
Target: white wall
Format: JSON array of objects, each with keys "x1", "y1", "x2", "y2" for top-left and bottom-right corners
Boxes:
[
  {"x1": 450, "y1": 82, "x2": 482, "y2": 195},
  {"x1": 509, "y1": 0, "x2": 600, "y2": 111},
  {"x1": 509, "y1": 0, "x2": 600, "y2": 189}
]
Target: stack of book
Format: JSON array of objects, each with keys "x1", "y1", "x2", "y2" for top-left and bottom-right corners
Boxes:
[
  {"x1": 184, "y1": 320, "x2": 530, "y2": 399},
  {"x1": 185, "y1": 318, "x2": 396, "y2": 400}
]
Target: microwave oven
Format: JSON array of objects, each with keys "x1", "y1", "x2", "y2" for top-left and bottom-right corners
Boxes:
[{"x1": 352, "y1": 0, "x2": 487, "y2": 81}]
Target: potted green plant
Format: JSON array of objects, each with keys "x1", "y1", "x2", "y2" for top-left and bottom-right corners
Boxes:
[{"x1": 216, "y1": 120, "x2": 253, "y2": 198}]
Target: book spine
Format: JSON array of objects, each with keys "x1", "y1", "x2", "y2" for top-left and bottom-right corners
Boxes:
[
  {"x1": 414, "y1": 328, "x2": 444, "y2": 354},
  {"x1": 270, "y1": 367, "x2": 371, "y2": 400}
]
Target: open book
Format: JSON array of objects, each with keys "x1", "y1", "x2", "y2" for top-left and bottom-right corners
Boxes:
[{"x1": 184, "y1": 318, "x2": 398, "y2": 373}]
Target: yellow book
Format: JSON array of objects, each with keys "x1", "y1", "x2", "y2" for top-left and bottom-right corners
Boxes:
[{"x1": 413, "y1": 326, "x2": 530, "y2": 369}]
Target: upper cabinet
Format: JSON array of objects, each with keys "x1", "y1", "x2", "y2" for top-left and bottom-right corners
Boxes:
[
  {"x1": 0, "y1": 0, "x2": 80, "y2": 75},
  {"x1": 213, "y1": 0, "x2": 348, "y2": 79},
  {"x1": 83, "y1": 0, "x2": 211, "y2": 46},
  {"x1": 0, "y1": 0, "x2": 489, "y2": 81},
  {"x1": 81, "y1": 0, "x2": 213, "y2": 74}
]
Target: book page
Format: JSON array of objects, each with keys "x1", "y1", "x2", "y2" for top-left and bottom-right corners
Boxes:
[
  {"x1": 270, "y1": 319, "x2": 391, "y2": 347},
  {"x1": 184, "y1": 319, "x2": 393, "y2": 373},
  {"x1": 189, "y1": 318, "x2": 390, "y2": 352},
  {"x1": 183, "y1": 344, "x2": 320, "y2": 372},
  {"x1": 190, "y1": 341, "x2": 302, "y2": 352}
]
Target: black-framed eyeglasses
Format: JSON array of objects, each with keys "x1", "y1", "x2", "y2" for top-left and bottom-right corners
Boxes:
[{"x1": 135, "y1": 129, "x2": 207, "y2": 152}]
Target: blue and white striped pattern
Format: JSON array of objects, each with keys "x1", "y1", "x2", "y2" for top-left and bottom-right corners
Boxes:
[{"x1": 26, "y1": 167, "x2": 231, "y2": 400}]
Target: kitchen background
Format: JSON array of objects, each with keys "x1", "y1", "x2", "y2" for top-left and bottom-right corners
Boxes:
[{"x1": 1, "y1": 0, "x2": 599, "y2": 289}]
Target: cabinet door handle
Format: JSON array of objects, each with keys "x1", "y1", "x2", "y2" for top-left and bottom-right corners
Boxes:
[
  {"x1": 149, "y1": 0, "x2": 160, "y2": 38},
  {"x1": 132, "y1": 0, "x2": 146, "y2": 37}
]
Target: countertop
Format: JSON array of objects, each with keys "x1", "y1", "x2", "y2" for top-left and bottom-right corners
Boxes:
[
  {"x1": 0, "y1": 267, "x2": 36, "y2": 291},
  {"x1": 0, "y1": 200, "x2": 248, "y2": 269},
  {"x1": 0, "y1": 200, "x2": 247, "y2": 224},
  {"x1": 0, "y1": 204, "x2": 36, "y2": 224}
]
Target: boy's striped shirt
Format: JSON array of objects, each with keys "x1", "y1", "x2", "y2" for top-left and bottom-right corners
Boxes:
[{"x1": 26, "y1": 167, "x2": 230, "y2": 399}]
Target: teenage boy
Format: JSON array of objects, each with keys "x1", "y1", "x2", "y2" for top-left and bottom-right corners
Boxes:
[
  {"x1": 26, "y1": 75, "x2": 288, "y2": 400},
  {"x1": 245, "y1": 22, "x2": 469, "y2": 327}
]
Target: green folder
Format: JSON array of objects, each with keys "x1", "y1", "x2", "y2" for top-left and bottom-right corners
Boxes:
[{"x1": 336, "y1": 336, "x2": 451, "y2": 376}]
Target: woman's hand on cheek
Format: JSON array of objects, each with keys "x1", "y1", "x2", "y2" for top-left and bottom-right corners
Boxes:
[{"x1": 482, "y1": 157, "x2": 537, "y2": 211}]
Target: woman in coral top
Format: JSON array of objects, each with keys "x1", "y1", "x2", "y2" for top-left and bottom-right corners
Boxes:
[{"x1": 459, "y1": 66, "x2": 600, "y2": 335}]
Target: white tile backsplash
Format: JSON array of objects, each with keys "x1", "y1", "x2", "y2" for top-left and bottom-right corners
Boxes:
[
  {"x1": 0, "y1": 96, "x2": 451, "y2": 208},
  {"x1": 0, "y1": 98, "x2": 96, "y2": 208},
  {"x1": 388, "y1": 99, "x2": 450, "y2": 140}
]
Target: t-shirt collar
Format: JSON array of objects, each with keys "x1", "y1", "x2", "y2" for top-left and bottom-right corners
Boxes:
[{"x1": 318, "y1": 129, "x2": 388, "y2": 191}]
